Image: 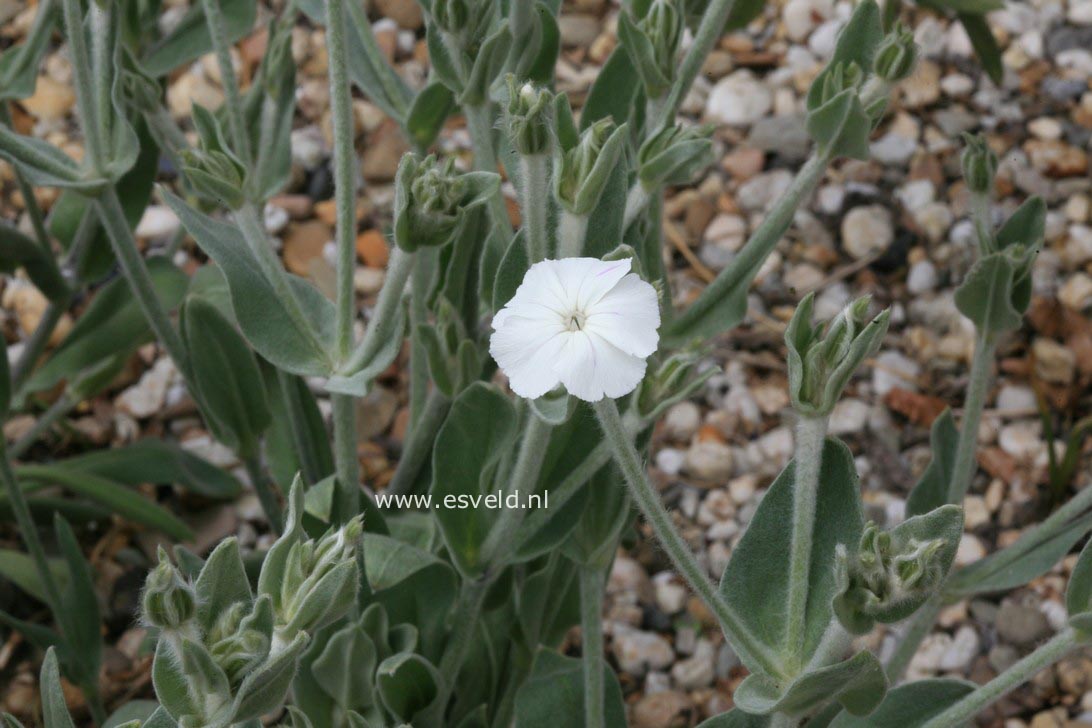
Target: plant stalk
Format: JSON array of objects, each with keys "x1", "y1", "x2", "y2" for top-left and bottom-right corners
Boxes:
[
  {"x1": 580, "y1": 565, "x2": 606, "y2": 728},
  {"x1": 558, "y1": 210, "x2": 588, "y2": 258},
  {"x1": 465, "y1": 104, "x2": 511, "y2": 236},
  {"x1": 948, "y1": 329, "x2": 997, "y2": 503},
  {"x1": 243, "y1": 453, "x2": 284, "y2": 533},
  {"x1": 919, "y1": 628, "x2": 1078, "y2": 728},
  {"x1": 436, "y1": 577, "x2": 490, "y2": 707},
  {"x1": 342, "y1": 247, "x2": 416, "y2": 374},
  {"x1": 386, "y1": 390, "x2": 451, "y2": 496},
  {"x1": 481, "y1": 413, "x2": 553, "y2": 564},
  {"x1": 59, "y1": 0, "x2": 104, "y2": 173},
  {"x1": 785, "y1": 414, "x2": 828, "y2": 671},
  {"x1": 519, "y1": 154, "x2": 551, "y2": 262},
  {"x1": 0, "y1": 443, "x2": 62, "y2": 614},
  {"x1": 0, "y1": 103, "x2": 52, "y2": 253},
  {"x1": 593, "y1": 397, "x2": 786, "y2": 680},
  {"x1": 201, "y1": 0, "x2": 252, "y2": 166},
  {"x1": 331, "y1": 392, "x2": 360, "y2": 522}
]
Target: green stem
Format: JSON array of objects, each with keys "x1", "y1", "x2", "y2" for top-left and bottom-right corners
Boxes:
[
  {"x1": 324, "y1": 0, "x2": 358, "y2": 363},
  {"x1": 0, "y1": 443, "x2": 62, "y2": 614},
  {"x1": 342, "y1": 248, "x2": 415, "y2": 374},
  {"x1": 9, "y1": 394, "x2": 75, "y2": 459},
  {"x1": 94, "y1": 188, "x2": 189, "y2": 376},
  {"x1": 481, "y1": 413, "x2": 553, "y2": 564},
  {"x1": 201, "y1": 0, "x2": 252, "y2": 166},
  {"x1": 331, "y1": 393, "x2": 360, "y2": 523},
  {"x1": 557, "y1": 210, "x2": 588, "y2": 259},
  {"x1": 465, "y1": 104, "x2": 510, "y2": 236},
  {"x1": 89, "y1": 2, "x2": 112, "y2": 159},
  {"x1": 436, "y1": 577, "x2": 490, "y2": 707},
  {"x1": 386, "y1": 390, "x2": 451, "y2": 496},
  {"x1": 519, "y1": 154, "x2": 551, "y2": 262},
  {"x1": 948, "y1": 329, "x2": 997, "y2": 503},
  {"x1": 408, "y1": 254, "x2": 431, "y2": 426},
  {"x1": 277, "y1": 370, "x2": 326, "y2": 484},
  {"x1": 580, "y1": 565, "x2": 605, "y2": 728},
  {"x1": 59, "y1": 0, "x2": 104, "y2": 172},
  {"x1": 592, "y1": 398, "x2": 786, "y2": 680},
  {"x1": 919, "y1": 629, "x2": 1078, "y2": 728},
  {"x1": 785, "y1": 415, "x2": 828, "y2": 671},
  {"x1": 654, "y1": 0, "x2": 738, "y2": 130},
  {"x1": 243, "y1": 453, "x2": 284, "y2": 533},
  {"x1": 622, "y1": 184, "x2": 651, "y2": 230},
  {"x1": 665, "y1": 152, "x2": 830, "y2": 343}
]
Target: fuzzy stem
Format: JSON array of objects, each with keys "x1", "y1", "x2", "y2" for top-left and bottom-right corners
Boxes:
[
  {"x1": 277, "y1": 370, "x2": 326, "y2": 485},
  {"x1": 9, "y1": 394, "x2": 75, "y2": 459},
  {"x1": 243, "y1": 453, "x2": 284, "y2": 533},
  {"x1": 386, "y1": 391, "x2": 451, "y2": 496},
  {"x1": 465, "y1": 104, "x2": 510, "y2": 236},
  {"x1": 0, "y1": 444, "x2": 62, "y2": 613},
  {"x1": 948, "y1": 329, "x2": 997, "y2": 503},
  {"x1": 593, "y1": 398, "x2": 786, "y2": 680},
  {"x1": 558, "y1": 210, "x2": 589, "y2": 258},
  {"x1": 201, "y1": 0, "x2": 252, "y2": 166},
  {"x1": 519, "y1": 154, "x2": 551, "y2": 262},
  {"x1": 785, "y1": 415, "x2": 829, "y2": 670},
  {"x1": 59, "y1": 0, "x2": 103, "y2": 172},
  {"x1": 436, "y1": 577, "x2": 490, "y2": 707},
  {"x1": 0, "y1": 103, "x2": 52, "y2": 253},
  {"x1": 919, "y1": 629, "x2": 1078, "y2": 728},
  {"x1": 580, "y1": 565, "x2": 606, "y2": 728},
  {"x1": 654, "y1": 0, "x2": 738, "y2": 130},
  {"x1": 481, "y1": 413, "x2": 553, "y2": 564},
  {"x1": 342, "y1": 247, "x2": 415, "y2": 374},
  {"x1": 408, "y1": 255, "x2": 431, "y2": 426},
  {"x1": 666, "y1": 152, "x2": 830, "y2": 344},
  {"x1": 324, "y1": 0, "x2": 358, "y2": 363},
  {"x1": 884, "y1": 594, "x2": 940, "y2": 681},
  {"x1": 622, "y1": 183, "x2": 651, "y2": 230},
  {"x1": 331, "y1": 393, "x2": 359, "y2": 522}
]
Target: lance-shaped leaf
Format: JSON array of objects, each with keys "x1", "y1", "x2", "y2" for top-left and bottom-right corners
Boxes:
[
  {"x1": 165, "y1": 191, "x2": 337, "y2": 377},
  {"x1": 827, "y1": 678, "x2": 975, "y2": 727},
  {"x1": 229, "y1": 632, "x2": 309, "y2": 723},
  {"x1": 806, "y1": 1, "x2": 884, "y2": 112},
  {"x1": 461, "y1": 23, "x2": 511, "y2": 106},
  {"x1": 53, "y1": 516, "x2": 102, "y2": 710},
  {"x1": 375, "y1": 653, "x2": 444, "y2": 724},
  {"x1": 806, "y1": 87, "x2": 873, "y2": 161},
  {"x1": 1067, "y1": 538, "x2": 1092, "y2": 634},
  {"x1": 182, "y1": 297, "x2": 272, "y2": 456},
  {"x1": 141, "y1": 0, "x2": 257, "y2": 77},
  {"x1": 310, "y1": 619, "x2": 378, "y2": 711},
  {"x1": 905, "y1": 409, "x2": 959, "y2": 516},
  {"x1": 734, "y1": 650, "x2": 887, "y2": 717},
  {"x1": 406, "y1": 82, "x2": 456, "y2": 150},
  {"x1": 513, "y1": 648, "x2": 627, "y2": 728},
  {"x1": 0, "y1": 222, "x2": 68, "y2": 301},
  {"x1": 718, "y1": 439, "x2": 864, "y2": 664},
  {"x1": 580, "y1": 45, "x2": 640, "y2": 129},
  {"x1": 954, "y1": 245, "x2": 1036, "y2": 332},
  {"x1": 40, "y1": 648, "x2": 76, "y2": 728},
  {"x1": 508, "y1": 1, "x2": 560, "y2": 84},
  {"x1": 0, "y1": 0, "x2": 56, "y2": 101},
  {"x1": 0, "y1": 125, "x2": 102, "y2": 192},
  {"x1": 194, "y1": 538, "x2": 253, "y2": 633},
  {"x1": 430, "y1": 383, "x2": 518, "y2": 578},
  {"x1": 696, "y1": 709, "x2": 770, "y2": 727}
]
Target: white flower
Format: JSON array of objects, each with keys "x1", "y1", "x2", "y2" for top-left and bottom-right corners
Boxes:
[{"x1": 489, "y1": 257, "x2": 660, "y2": 402}]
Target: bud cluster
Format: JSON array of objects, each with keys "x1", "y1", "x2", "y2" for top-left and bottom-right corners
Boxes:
[
  {"x1": 393, "y1": 153, "x2": 501, "y2": 251},
  {"x1": 636, "y1": 123, "x2": 715, "y2": 191},
  {"x1": 181, "y1": 105, "x2": 248, "y2": 209},
  {"x1": 506, "y1": 78, "x2": 553, "y2": 156},
  {"x1": 960, "y1": 132, "x2": 999, "y2": 197},
  {"x1": 555, "y1": 118, "x2": 627, "y2": 215}
]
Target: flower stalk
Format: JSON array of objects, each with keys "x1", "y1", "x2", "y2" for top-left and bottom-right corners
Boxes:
[
  {"x1": 580, "y1": 565, "x2": 606, "y2": 728},
  {"x1": 201, "y1": 0, "x2": 252, "y2": 167}
]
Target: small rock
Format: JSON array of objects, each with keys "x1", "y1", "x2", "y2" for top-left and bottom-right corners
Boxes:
[
  {"x1": 362, "y1": 123, "x2": 410, "y2": 181},
  {"x1": 1059, "y1": 272, "x2": 1092, "y2": 311},
  {"x1": 996, "y1": 602, "x2": 1051, "y2": 646},
  {"x1": 956, "y1": 533, "x2": 986, "y2": 566},
  {"x1": 283, "y1": 221, "x2": 332, "y2": 276},
  {"x1": 907, "y1": 260, "x2": 938, "y2": 294},
  {"x1": 612, "y1": 629, "x2": 675, "y2": 675},
  {"x1": 373, "y1": 0, "x2": 423, "y2": 28},
  {"x1": 557, "y1": 14, "x2": 600, "y2": 47},
  {"x1": 684, "y1": 440, "x2": 734, "y2": 481},
  {"x1": 841, "y1": 205, "x2": 894, "y2": 260},
  {"x1": 829, "y1": 399, "x2": 869, "y2": 435},
  {"x1": 873, "y1": 350, "x2": 921, "y2": 396},
  {"x1": 290, "y1": 126, "x2": 328, "y2": 171},
  {"x1": 705, "y1": 70, "x2": 772, "y2": 126},
  {"x1": 938, "y1": 625, "x2": 980, "y2": 672},
  {"x1": 135, "y1": 205, "x2": 181, "y2": 240},
  {"x1": 671, "y1": 639, "x2": 716, "y2": 689},
  {"x1": 664, "y1": 401, "x2": 701, "y2": 441},
  {"x1": 631, "y1": 690, "x2": 691, "y2": 728},
  {"x1": 23, "y1": 76, "x2": 75, "y2": 119},
  {"x1": 1032, "y1": 338, "x2": 1075, "y2": 385},
  {"x1": 355, "y1": 229, "x2": 390, "y2": 268},
  {"x1": 655, "y1": 448, "x2": 685, "y2": 476},
  {"x1": 652, "y1": 572, "x2": 688, "y2": 615},
  {"x1": 117, "y1": 359, "x2": 176, "y2": 419}
]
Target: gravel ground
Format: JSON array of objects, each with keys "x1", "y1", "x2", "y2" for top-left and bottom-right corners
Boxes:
[{"x1": 1, "y1": 0, "x2": 1091, "y2": 725}]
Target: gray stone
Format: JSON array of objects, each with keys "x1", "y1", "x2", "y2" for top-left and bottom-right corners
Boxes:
[{"x1": 996, "y1": 602, "x2": 1051, "y2": 646}]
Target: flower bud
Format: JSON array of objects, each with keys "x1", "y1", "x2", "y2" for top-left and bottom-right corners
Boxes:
[
  {"x1": 505, "y1": 78, "x2": 553, "y2": 156},
  {"x1": 276, "y1": 517, "x2": 363, "y2": 637},
  {"x1": 873, "y1": 23, "x2": 918, "y2": 82},
  {"x1": 181, "y1": 149, "x2": 248, "y2": 209},
  {"x1": 121, "y1": 68, "x2": 163, "y2": 114},
  {"x1": 960, "y1": 132, "x2": 998, "y2": 196},
  {"x1": 393, "y1": 153, "x2": 500, "y2": 251},
  {"x1": 635, "y1": 345, "x2": 715, "y2": 421},
  {"x1": 432, "y1": 0, "x2": 471, "y2": 36},
  {"x1": 142, "y1": 548, "x2": 197, "y2": 630},
  {"x1": 814, "y1": 61, "x2": 865, "y2": 108},
  {"x1": 785, "y1": 293, "x2": 890, "y2": 417},
  {"x1": 640, "y1": 0, "x2": 683, "y2": 86},
  {"x1": 637, "y1": 123, "x2": 715, "y2": 191},
  {"x1": 555, "y1": 119, "x2": 627, "y2": 215}
]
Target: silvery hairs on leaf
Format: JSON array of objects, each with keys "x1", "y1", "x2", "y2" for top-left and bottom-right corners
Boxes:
[
  {"x1": 489, "y1": 257, "x2": 660, "y2": 402},
  {"x1": 785, "y1": 292, "x2": 890, "y2": 417}
]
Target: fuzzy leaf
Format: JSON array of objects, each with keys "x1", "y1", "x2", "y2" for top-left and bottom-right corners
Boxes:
[
  {"x1": 513, "y1": 648, "x2": 627, "y2": 728},
  {"x1": 905, "y1": 409, "x2": 959, "y2": 517},
  {"x1": 734, "y1": 650, "x2": 886, "y2": 717},
  {"x1": 40, "y1": 649, "x2": 76, "y2": 728},
  {"x1": 141, "y1": 0, "x2": 257, "y2": 76},
  {"x1": 827, "y1": 678, "x2": 975, "y2": 727}
]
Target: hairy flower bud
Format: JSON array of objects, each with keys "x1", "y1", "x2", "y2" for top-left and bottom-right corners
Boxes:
[
  {"x1": 555, "y1": 118, "x2": 627, "y2": 215},
  {"x1": 636, "y1": 123, "x2": 715, "y2": 191},
  {"x1": 785, "y1": 293, "x2": 890, "y2": 417},
  {"x1": 640, "y1": 0, "x2": 683, "y2": 86},
  {"x1": 432, "y1": 0, "x2": 471, "y2": 36},
  {"x1": 276, "y1": 517, "x2": 363, "y2": 637},
  {"x1": 506, "y1": 78, "x2": 553, "y2": 156},
  {"x1": 393, "y1": 153, "x2": 500, "y2": 251},
  {"x1": 142, "y1": 548, "x2": 197, "y2": 630},
  {"x1": 815, "y1": 61, "x2": 865, "y2": 108},
  {"x1": 181, "y1": 149, "x2": 248, "y2": 209},
  {"x1": 961, "y1": 132, "x2": 998, "y2": 196},
  {"x1": 873, "y1": 23, "x2": 918, "y2": 82}
]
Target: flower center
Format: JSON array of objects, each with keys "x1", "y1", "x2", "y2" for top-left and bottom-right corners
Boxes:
[{"x1": 565, "y1": 309, "x2": 587, "y2": 331}]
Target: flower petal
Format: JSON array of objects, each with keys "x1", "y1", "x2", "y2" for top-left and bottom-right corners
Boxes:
[
  {"x1": 553, "y1": 330, "x2": 648, "y2": 402},
  {"x1": 552, "y1": 257, "x2": 633, "y2": 311},
  {"x1": 584, "y1": 273, "x2": 660, "y2": 357},
  {"x1": 489, "y1": 315, "x2": 569, "y2": 399}
]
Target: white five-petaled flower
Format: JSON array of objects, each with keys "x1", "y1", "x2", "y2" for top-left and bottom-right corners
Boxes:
[{"x1": 489, "y1": 257, "x2": 660, "y2": 402}]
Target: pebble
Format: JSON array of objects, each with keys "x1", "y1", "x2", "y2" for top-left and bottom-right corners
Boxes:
[
  {"x1": 612, "y1": 628, "x2": 675, "y2": 675},
  {"x1": 998, "y1": 421, "x2": 1044, "y2": 460},
  {"x1": 907, "y1": 260, "x2": 939, "y2": 294},
  {"x1": 956, "y1": 533, "x2": 986, "y2": 566},
  {"x1": 705, "y1": 70, "x2": 772, "y2": 126},
  {"x1": 23, "y1": 76, "x2": 75, "y2": 119},
  {"x1": 1032, "y1": 338, "x2": 1076, "y2": 385},
  {"x1": 135, "y1": 205, "x2": 181, "y2": 240},
  {"x1": 670, "y1": 639, "x2": 715, "y2": 689},
  {"x1": 631, "y1": 690, "x2": 691, "y2": 728},
  {"x1": 996, "y1": 602, "x2": 1051, "y2": 646},
  {"x1": 938, "y1": 625, "x2": 980, "y2": 671},
  {"x1": 652, "y1": 572, "x2": 688, "y2": 615},
  {"x1": 1059, "y1": 272, "x2": 1092, "y2": 310},
  {"x1": 557, "y1": 14, "x2": 600, "y2": 48},
  {"x1": 841, "y1": 205, "x2": 894, "y2": 260},
  {"x1": 117, "y1": 358, "x2": 176, "y2": 419},
  {"x1": 655, "y1": 448, "x2": 685, "y2": 477},
  {"x1": 685, "y1": 440, "x2": 734, "y2": 481},
  {"x1": 664, "y1": 401, "x2": 701, "y2": 441},
  {"x1": 872, "y1": 350, "x2": 921, "y2": 396},
  {"x1": 829, "y1": 399, "x2": 869, "y2": 435}
]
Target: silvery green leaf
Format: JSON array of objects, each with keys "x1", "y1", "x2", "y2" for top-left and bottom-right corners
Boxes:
[
  {"x1": 695, "y1": 709, "x2": 770, "y2": 727},
  {"x1": 406, "y1": 82, "x2": 456, "y2": 150},
  {"x1": 431, "y1": 383, "x2": 518, "y2": 578},
  {"x1": 734, "y1": 650, "x2": 886, "y2": 717},
  {"x1": 252, "y1": 26, "x2": 297, "y2": 202},
  {"x1": 994, "y1": 196, "x2": 1046, "y2": 252},
  {"x1": 513, "y1": 648, "x2": 627, "y2": 728},
  {"x1": 284, "y1": 560, "x2": 360, "y2": 635},
  {"x1": 530, "y1": 390, "x2": 574, "y2": 425},
  {"x1": 0, "y1": 125, "x2": 103, "y2": 193},
  {"x1": 1067, "y1": 537, "x2": 1092, "y2": 622},
  {"x1": 492, "y1": 229, "x2": 530, "y2": 313},
  {"x1": 827, "y1": 678, "x2": 975, "y2": 727},
  {"x1": 954, "y1": 246, "x2": 1036, "y2": 332},
  {"x1": 0, "y1": 221, "x2": 67, "y2": 301},
  {"x1": 719, "y1": 439, "x2": 864, "y2": 671},
  {"x1": 426, "y1": 24, "x2": 464, "y2": 94},
  {"x1": 182, "y1": 298, "x2": 272, "y2": 456},
  {"x1": 905, "y1": 409, "x2": 959, "y2": 517},
  {"x1": 102, "y1": 700, "x2": 160, "y2": 727},
  {"x1": 0, "y1": 0, "x2": 56, "y2": 101},
  {"x1": 806, "y1": 1, "x2": 883, "y2": 112},
  {"x1": 164, "y1": 191, "x2": 337, "y2": 376},
  {"x1": 637, "y1": 123, "x2": 715, "y2": 189},
  {"x1": 194, "y1": 538, "x2": 253, "y2": 633},
  {"x1": 325, "y1": 298, "x2": 406, "y2": 396},
  {"x1": 806, "y1": 88, "x2": 872, "y2": 160},
  {"x1": 40, "y1": 648, "x2": 76, "y2": 728},
  {"x1": 958, "y1": 12, "x2": 1002, "y2": 85},
  {"x1": 947, "y1": 507, "x2": 1092, "y2": 598},
  {"x1": 555, "y1": 121, "x2": 628, "y2": 215},
  {"x1": 141, "y1": 0, "x2": 257, "y2": 76},
  {"x1": 615, "y1": 7, "x2": 673, "y2": 98},
  {"x1": 376, "y1": 653, "x2": 444, "y2": 724},
  {"x1": 53, "y1": 516, "x2": 101, "y2": 691},
  {"x1": 508, "y1": 2, "x2": 560, "y2": 83},
  {"x1": 460, "y1": 23, "x2": 511, "y2": 106},
  {"x1": 258, "y1": 477, "x2": 306, "y2": 608},
  {"x1": 142, "y1": 706, "x2": 180, "y2": 728},
  {"x1": 562, "y1": 465, "x2": 631, "y2": 569},
  {"x1": 311, "y1": 621, "x2": 377, "y2": 710},
  {"x1": 100, "y1": 15, "x2": 140, "y2": 183},
  {"x1": 580, "y1": 45, "x2": 639, "y2": 130},
  {"x1": 282, "y1": 706, "x2": 315, "y2": 728},
  {"x1": 362, "y1": 533, "x2": 456, "y2": 593},
  {"x1": 230, "y1": 632, "x2": 309, "y2": 723},
  {"x1": 553, "y1": 93, "x2": 579, "y2": 151}
]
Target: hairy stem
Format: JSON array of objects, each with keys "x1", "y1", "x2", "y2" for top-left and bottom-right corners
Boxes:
[
  {"x1": 243, "y1": 453, "x2": 284, "y2": 533},
  {"x1": 386, "y1": 390, "x2": 451, "y2": 496},
  {"x1": 465, "y1": 104, "x2": 510, "y2": 236},
  {"x1": 342, "y1": 247, "x2": 415, "y2": 374},
  {"x1": 481, "y1": 413, "x2": 553, "y2": 564},
  {"x1": 948, "y1": 329, "x2": 997, "y2": 503},
  {"x1": 408, "y1": 254, "x2": 431, "y2": 426},
  {"x1": 201, "y1": 0, "x2": 252, "y2": 166},
  {"x1": 59, "y1": 0, "x2": 104, "y2": 172},
  {"x1": 331, "y1": 393, "x2": 360, "y2": 523},
  {"x1": 557, "y1": 210, "x2": 588, "y2": 258},
  {"x1": 519, "y1": 154, "x2": 551, "y2": 262},
  {"x1": 580, "y1": 565, "x2": 606, "y2": 728},
  {"x1": 785, "y1": 415, "x2": 828, "y2": 671},
  {"x1": 277, "y1": 370, "x2": 326, "y2": 485},
  {"x1": 654, "y1": 0, "x2": 738, "y2": 130},
  {"x1": 919, "y1": 629, "x2": 1077, "y2": 728},
  {"x1": 593, "y1": 398, "x2": 786, "y2": 680}
]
